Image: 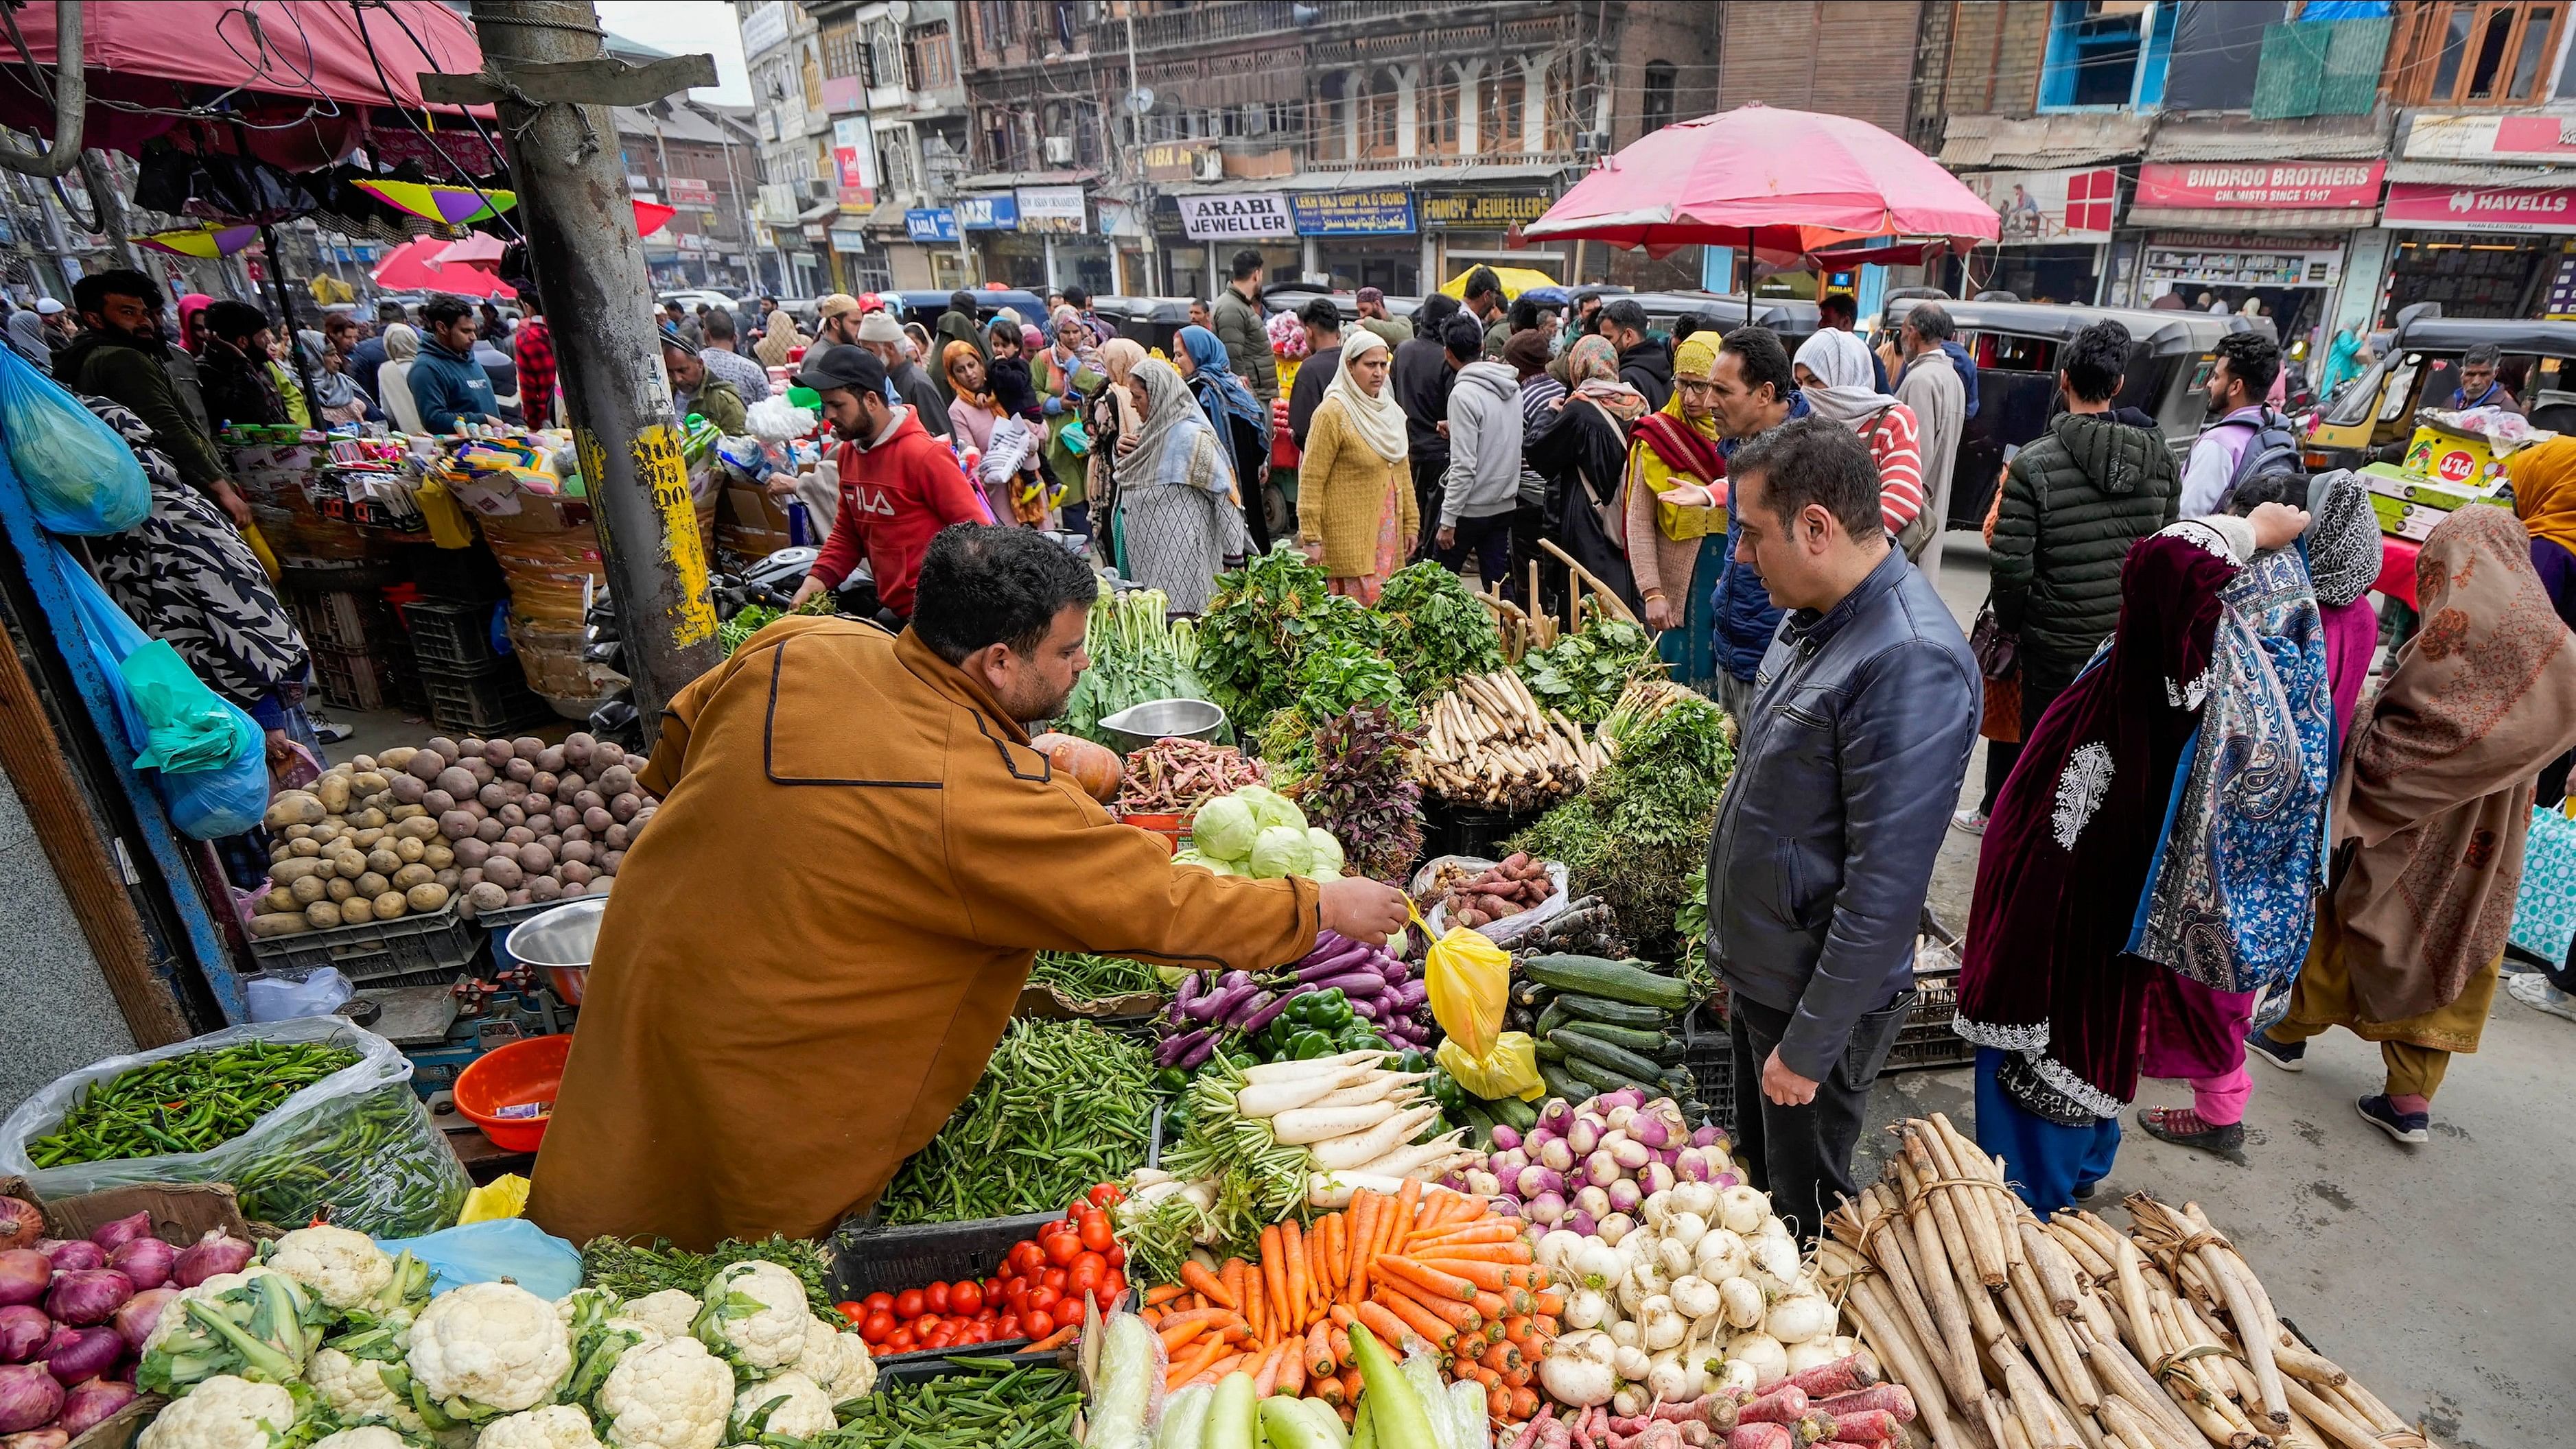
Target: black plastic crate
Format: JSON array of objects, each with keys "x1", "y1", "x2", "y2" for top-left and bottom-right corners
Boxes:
[
  {"x1": 389, "y1": 540, "x2": 510, "y2": 602},
  {"x1": 245, "y1": 904, "x2": 484, "y2": 984},
  {"x1": 405, "y1": 597, "x2": 504, "y2": 670},
  {"x1": 827, "y1": 1210, "x2": 1132, "y2": 1365},
  {"x1": 1420, "y1": 798, "x2": 1541, "y2": 862},
  {"x1": 419, "y1": 662, "x2": 552, "y2": 735},
  {"x1": 1680, "y1": 1011, "x2": 1736, "y2": 1137},
  {"x1": 312, "y1": 646, "x2": 402, "y2": 713},
  {"x1": 1883, "y1": 967, "x2": 1971, "y2": 1074},
  {"x1": 290, "y1": 587, "x2": 401, "y2": 654}
]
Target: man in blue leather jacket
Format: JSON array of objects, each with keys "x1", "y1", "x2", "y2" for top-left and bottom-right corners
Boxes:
[{"x1": 1707, "y1": 416, "x2": 1979, "y2": 1238}]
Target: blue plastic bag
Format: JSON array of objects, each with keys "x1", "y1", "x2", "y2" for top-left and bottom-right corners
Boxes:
[
  {"x1": 375, "y1": 1218, "x2": 584, "y2": 1299},
  {"x1": 0, "y1": 344, "x2": 148, "y2": 534}
]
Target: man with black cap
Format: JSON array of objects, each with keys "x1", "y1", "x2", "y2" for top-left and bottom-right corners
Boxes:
[{"x1": 788, "y1": 346, "x2": 991, "y2": 622}]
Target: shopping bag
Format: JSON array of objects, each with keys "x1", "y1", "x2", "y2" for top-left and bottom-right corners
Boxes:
[
  {"x1": 2509, "y1": 802, "x2": 2576, "y2": 964},
  {"x1": 0, "y1": 343, "x2": 149, "y2": 534},
  {"x1": 377, "y1": 1218, "x2": 580, "y2": 1297},
  {"x1": 121, "y1": 639, "x2": 253, "y2": 774},
  {"x1": 1417, "y1": 904, "x2": 1509, "y2": 1059},
  {"x1": 1436, "y1": 1031, "x2": 1545, "y2": 1103}
]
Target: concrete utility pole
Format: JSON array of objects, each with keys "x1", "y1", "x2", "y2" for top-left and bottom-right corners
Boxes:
[{"x1": 452, "y1": 0, "x2": 722, "y2": 717}]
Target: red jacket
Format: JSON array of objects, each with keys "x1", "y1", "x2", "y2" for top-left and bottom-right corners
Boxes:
[{"x1": 808, "y1": 407, "x2": 993, "y2": 616}]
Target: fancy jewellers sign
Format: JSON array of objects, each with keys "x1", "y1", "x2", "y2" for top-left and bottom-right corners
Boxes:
[
  {"x1": 2382, "y1": 180, "x2": 2576, "y2": 234},
  {"x1": 2134, "y1": 161, "x2": 2384, "y2": 210}
]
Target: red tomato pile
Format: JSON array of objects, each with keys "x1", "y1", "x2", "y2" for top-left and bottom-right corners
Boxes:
[{"x1": 836, "y1": 1183, "x2": 1130, "y2": 1358}]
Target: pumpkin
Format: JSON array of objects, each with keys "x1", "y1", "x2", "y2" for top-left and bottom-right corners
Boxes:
[{"x1": 1032, "y1": 732, "x2": 1125, "y2": 803}]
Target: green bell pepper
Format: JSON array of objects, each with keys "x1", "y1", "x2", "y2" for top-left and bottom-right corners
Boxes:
[{"x1": 1288, "y1": 1029, "x2": 1335, "y2": 1060}]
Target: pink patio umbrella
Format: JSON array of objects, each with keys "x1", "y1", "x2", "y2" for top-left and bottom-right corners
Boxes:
[
  {"x1": 372, "y1": 236, "x2": 517, "y2": 299},
  {"x1": 1526, "y1": 104, "x2": 1999, "y2": 320},
  {"x1": 433, "y1": 233, "x2": 509, "y2": 270}
]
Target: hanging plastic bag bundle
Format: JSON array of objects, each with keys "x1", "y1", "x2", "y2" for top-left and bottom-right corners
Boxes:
[{"x1": 0, "y1": 343, "x2": 150, "y2": 534}]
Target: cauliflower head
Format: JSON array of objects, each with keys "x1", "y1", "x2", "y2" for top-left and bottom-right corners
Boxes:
[
  {"x1": 691, "y1": 1262, "x2": 815, "y2": 1375},
  {"x1": 407, "y1": 1282, "x2": 574, "y2": 1415},
  {"x1": 618, "y1": 1291, "x2": 700, "y2": 1345},
  {"x1": 137, "y1": 1375, "x2": 301, "y2": 1449},
  {"x1": 794, "y1": 1325, "x2": 874, "y2": 1404},
  {"x1": 476, "y1": 1406, "x2": 603, "y2": 1449},
  {"x1": 729, "y1": 1371, "x2": 834, "y2": 1440},
  {"x1": 310, "y1": 1428, "x2": 415, "y2": 1449},
  {"x1": 595, "y1": 1336, "x2": 734, "y2": 1449},
  {"x1": 266, "y1": 1225, "x2": 397, "y2": 1312},
  {"x1": 308, "y1": 1347, "x2": 427, "y2": 1433}
]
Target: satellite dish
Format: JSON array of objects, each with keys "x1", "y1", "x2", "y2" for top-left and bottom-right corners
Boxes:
[
  {"x1": 885, "y1": 1, "x2": 911, "y2": 19},
  {"x1": 1124, "y1": 87, "x2": 1156, "y2": 115}
]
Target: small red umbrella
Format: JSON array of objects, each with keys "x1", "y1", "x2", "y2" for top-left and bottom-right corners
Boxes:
[
  {"x1": 372, "y1": 236, "x2": 517, "y2": 299},
  {"x1": 434, "y1": 233, "x2": 508, "y2": 270}
]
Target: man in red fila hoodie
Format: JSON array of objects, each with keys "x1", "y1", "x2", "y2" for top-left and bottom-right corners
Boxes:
[{"x1": 791, "y1": 347, "x2": 994, "y2": 623}]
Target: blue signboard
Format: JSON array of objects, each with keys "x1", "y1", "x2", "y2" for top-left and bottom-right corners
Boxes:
[
  {"x1": 905, "y1": 208, "x2": 958, "y2": 243},
  {"x1": 1289, "y1": 189, "x2": 1416, "y2": 237},
  {"x1": 955, "y1": 193, "x2": 1020, "y2": 231}
]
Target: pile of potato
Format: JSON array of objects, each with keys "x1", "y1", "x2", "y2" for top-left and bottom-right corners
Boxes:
[{"x1": 248, "y1": 731, "x2": 658, "y2": 939}]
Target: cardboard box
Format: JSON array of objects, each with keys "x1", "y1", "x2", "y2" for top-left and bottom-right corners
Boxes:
[
  {"x1": 2398, "y1": 421, "x2": 2555, "y2": 491},
  {"x1": 717, "y1": 485, "x2": 795, "y2": 560}
]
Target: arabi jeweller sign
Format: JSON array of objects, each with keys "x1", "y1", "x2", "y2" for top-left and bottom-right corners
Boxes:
[{"x1": 2382, "y1": 181, "x2": 2576, "y2": 235}]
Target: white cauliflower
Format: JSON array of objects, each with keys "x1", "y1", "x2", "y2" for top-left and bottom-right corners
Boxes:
[
  {"x1": 729, "y1": 1371, "x2": 834, "y2": 1439},
  {"x1": 307, "y1": 1347, "x2": 427, "y2": 1433},
  {"x1": 141, "y1": 1267, "x2": 285, "y2": 1358},
  {"x1": 138, "y1": 1375, "x2": 301, "y2": 1449},
  {"x1": 620, "y1": 1291, "x2": 701, "y2": 1344},
  {"x1": 266, "y1": 1225, "x2": 397, "y2": 1312},
  {"x1": 596, "y1": 1336, "x2": 735, "y2": 1449},
  {"x1": 311, "y1": 1428, "x2": 413, "y2": 1449},
  {"x1": 477, "y1": 1406, "x2": 605, "y2": 1449},
  {"x1": 691, "y1": 1262, "x2": 815, "y2": 1375},
  {"x1": 794, "y1": 1324, "x2": 875, "y2": 1404},
  {"x1": 408, "y1": 1282, "x2": 574, "y2": 1416}
]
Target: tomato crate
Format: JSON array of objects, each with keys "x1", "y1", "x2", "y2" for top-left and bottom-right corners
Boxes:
[{"x1": 826, "y1": 1209, "x2": 1134, "y2": 1363}]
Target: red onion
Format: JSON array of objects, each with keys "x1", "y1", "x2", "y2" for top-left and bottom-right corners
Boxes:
[
  {"x1": 44, "y1": 1271, "x2": 131, "y2": 1328},
  {"x1": 0, "y1": 1310, "x2": 43, "y2": 1366},
  {"x1": 32, "y1": 1242, "x2": 98, "y2": 1274},
  {"x1": 169, "y1": 1230, "x2": 251, "y2": 1289},
  {"x1": 0, "y1": 1363, "x2": 62, "y2": 1433},
  {"x1": 36, "y1": 1327, "x2": 119, "y2": 1386},
  {"x1": 1, "y1": 1429, "x2": 68, "y2": 1449},
  {"x1": 84, "y1": 1214, "x2": 152, "y2": 1256},
  {"x1": 0, "y1": 1203, "x2": 38, "y2": 1256},
  {"x1": 109, "y1": 1290, "x2": 176, "y2": 1354},
  {"x1": 103, "y1": 1238, "x2": 172, "y2": 1294},
  {"x1": 0, "y1": 1256, "x2": 43, "y2": 1310},
  {"x1": 54, "y1": 1380, "x2": 137, "y2": 1437}
]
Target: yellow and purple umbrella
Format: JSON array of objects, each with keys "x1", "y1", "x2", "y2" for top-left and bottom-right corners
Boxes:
[
  {"x1": 134, "y1": 224, "x2": 258, "y2": 259},
  {"x1": 355, "y1": 178, "x2": 517, "y2": 227}
]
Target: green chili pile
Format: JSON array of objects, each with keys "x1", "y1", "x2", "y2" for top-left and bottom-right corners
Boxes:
[
  {"x1": 228, "y1": 1079, "x2": 469, "y2": 1236},
  {"x1": 821, "y1": 1357, "x2": 1079, "y2": 1448},
  {"x1": 877, "y1": 1018, "x2": 1159, "y2": 1225},
  {"x1": 583, "y1": 1234, "x2": 838, "y2": 1316},
  {"x1": 24, "y1": 1041, "x2": 360, "y2": 1166},
  {"x1": 1028, "y1": 952, "x2": 1164, "y2": 1002}
]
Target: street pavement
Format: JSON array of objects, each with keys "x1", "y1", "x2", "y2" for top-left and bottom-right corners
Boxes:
[{"x1": 1859, "y1": 535, "x2": 2575, "y2": 1448}]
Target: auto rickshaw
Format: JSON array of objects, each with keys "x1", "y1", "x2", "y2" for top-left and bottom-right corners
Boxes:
[
  {"x1": 1088, "y1": 296, "x2": 1197, "y2": 354},
  {"x1": 877, "y1": 288, "x2": 1051, "y2": 339},
  {"x1": 1875, "y1": 298, "x2": 2270, "y2": 529},
  {"x1": 2302, "y1": 309, "x2": 2576, "y2": 471}
]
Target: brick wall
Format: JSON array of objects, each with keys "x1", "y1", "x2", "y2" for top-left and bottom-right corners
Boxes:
[
  {"x1": 1936, "y1": 0, "x2": 2048, "y2": 118},
  {"x1": 1716, "y1": 1, "x2": 1923, "y2": 136},
  {"x1": 1609, "y1": 3, "x2": 1720, "y2": 148}
]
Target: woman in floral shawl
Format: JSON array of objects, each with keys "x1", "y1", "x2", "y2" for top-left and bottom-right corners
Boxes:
[
  {"x1": 1956, "y1": 504, "x2": 2313, "y2": 1211},
  {"x1": 1114, "y1": 357, "x2": 1246, "y2": 615},
  {"x1": 2254, "y1": 505, "x2": 2576, "y2": 1144}
]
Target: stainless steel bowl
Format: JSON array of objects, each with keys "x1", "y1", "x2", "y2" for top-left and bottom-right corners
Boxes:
[
  {"x1": 1098, "y1": 698, "x2": 1227, "y2": 753},
  {"x1": 504, "y1": 897, "x2": 609, "y2": 1004}
]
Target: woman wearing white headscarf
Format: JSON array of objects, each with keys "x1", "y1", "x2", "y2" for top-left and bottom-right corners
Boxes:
[
  {"x1": 377, "y1": 323, "x2": 428, "y2": 434},
  {"x1": 1793, "y1": 327, "x2": 1923, "y2": 544},
  {"x1": 1115, "y1": 357, "x2": 1246, "y2": 615},
  {"x1": 1296, "y1": 331, "x2": 1418, "y2": 603}
]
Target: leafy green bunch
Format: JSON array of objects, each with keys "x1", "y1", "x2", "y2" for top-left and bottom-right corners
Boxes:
[
  {"x1": 1291, "y1": 705, "x2": 1425, "y2": 881},
  {"x1": 1195, "y1": 550, "x2": 1381, "y2": 731},
  {"x1": 1055, "y1": 583, "x2": 1217, "y2": 746},
  {"x1": 1519, "y1": 613, "x2": 1658, "y2": 723},
  {"x1": 1374, "y1": 561, "x2": 1506, "y2": 700},
  {"x1": 1255, "y1": 638, "x2": 1415, "y2": 781}
]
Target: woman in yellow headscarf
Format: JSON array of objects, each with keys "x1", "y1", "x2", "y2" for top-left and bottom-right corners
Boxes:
[
  {"x1": 1619, "y1": 331, "x2": 1730, "y2": 690},
  {"x1": 2509, "y1": 434, "x2": 2576, "y2": 617}
]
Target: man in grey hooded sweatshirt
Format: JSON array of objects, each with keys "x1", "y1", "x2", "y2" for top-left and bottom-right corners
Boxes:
[{"x1": 1435, "y1": 314, "x2": 1525, "y2": 599}]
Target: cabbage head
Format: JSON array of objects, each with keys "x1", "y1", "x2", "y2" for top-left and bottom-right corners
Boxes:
[
  {"x1": 1305, "y1": 828, "x2": 1346, "y2": 879},
  {"x1": 1193, "y1": 795, "x2": 1259, "y2": 862},
  {"x1": 1248, "y1": 825, "x2": 1313, "y2": 880},
  {"x1": 1250, "y1": 788, "x2": 1309, "y2": 834}
]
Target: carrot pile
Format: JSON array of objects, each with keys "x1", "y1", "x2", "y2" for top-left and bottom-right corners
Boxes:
[{"x1": 1136, "y1": 1181, "x2": 1558, "y2": 1432}]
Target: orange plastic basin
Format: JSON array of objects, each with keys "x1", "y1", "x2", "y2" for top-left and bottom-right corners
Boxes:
[{"x1": 453, "y1": 1034, "x2": 573, "y2": 1152}]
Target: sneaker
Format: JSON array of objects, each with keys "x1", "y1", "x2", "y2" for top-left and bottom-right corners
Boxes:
[
  {"x1": 2071, "y1": 1179, "x2": 2100, "y2": 1203},
  {"x1": 1951, "y1": 809, "x2": 1988, "y2": 836},
  {"x1": 2137, "y1": 1105, "x2": 2245, "y2": 1156},
  {"x1": 2245, "y1": 1029, "x2": 2304, "y2": 1072},
  {"x1": 2356, "y1": 1094, "x2": 2429, "y2": 1145},
  {"x1": 2507, "y1": 971, "x2": 2576, "y2": 1022},
  {"x1": 306, "y1": 714, "x2": 353, "y2": 744}
]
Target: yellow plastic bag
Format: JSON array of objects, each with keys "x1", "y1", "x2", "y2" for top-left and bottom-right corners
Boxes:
[
  {"x1": 1437, "y1": 1031, "x2": 1545, "y2": 1103},
  {"x1": 456, "y1": 1173, "x2": 530, "y2": 1224},
  {"x1": 1420, "y1": 907, "x2": 1509, "y2": 1059}
]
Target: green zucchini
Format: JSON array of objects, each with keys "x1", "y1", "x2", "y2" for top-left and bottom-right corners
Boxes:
[
  {"x1": 1537, "y1": 1061, "x2": 1591, "y2": 1103},
  {"x1": 1509, "y1": 976, "x2": 1555, "y2": 1011},
  {"x1": 1457, "y1": 1097, "x2": 1498, "y2": 1144},
  {"x1": 1554, "y1": 1019, "x2": 1676, "y2": 1057},
  {"x1": 1550, "y1": 1026, "x2": 1669, "y2": 1085},
  {"x1": 1552, "y1": 992, "x2": 1676, "y2": 1030},
  {"x1": 1534, "y1": 999, "x2": 1573, "y2": 1039},
  {"x1": 1534, "y1": 1039, "x2": 1567, "y2": 1063},
  {"x1": 1488, "y1": 1094, "x2": 1538, "y2": 1132},
  {"x1": 1556, "y1": 1051, "x2": 1651, "y2": 1097},
  {"x1": 1519, "y1": 954, "x2": 1694, "y2": 1011}
]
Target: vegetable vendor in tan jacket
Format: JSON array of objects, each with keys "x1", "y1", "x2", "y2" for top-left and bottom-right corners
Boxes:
[{"x1": 528, "y1": 526, "x2": 1409, "y2": 1250}]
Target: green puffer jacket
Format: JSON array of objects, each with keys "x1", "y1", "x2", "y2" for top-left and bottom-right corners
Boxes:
[{"x1": 1991, "y1": 410, "x2": 2180, "y2": 687}]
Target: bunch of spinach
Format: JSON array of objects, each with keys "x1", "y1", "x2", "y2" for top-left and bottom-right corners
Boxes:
[
  {"x1": 1374, "y1": 562, "x2": 1506, "y2": 700},
  {"x1": 1196, "y1": 550, "x2": 1381, "y2": 733},
  {"x1": 1254, "y1": 636, "x2": 1416, "y2": 781},
  {"x1": 1519, "y1": 612, "x2": 1658, "y2": 723}
]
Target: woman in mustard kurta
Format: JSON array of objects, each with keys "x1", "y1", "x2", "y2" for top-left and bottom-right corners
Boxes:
[{"x1": 1296, "y1": 332, "x2": 1417, "y2": 603}]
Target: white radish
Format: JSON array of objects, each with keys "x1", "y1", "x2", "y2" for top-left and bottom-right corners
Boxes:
[
  {"x1": 1309, "y1": 1170, "x2": 1474, "y2": 1210},
  {"x1": 1305, "y1": 1104, "x2": 1440, "y2": 1168},
  {"x1": 1240, "y1": 1050, "x2": 1386, "y2": 1084},
  {"x1": 1269, "y1": 1098, "x2": 1399, "y2": 1146},
  {"x1": 1344, "y1": 1129, "x2": 1473, "y2": 1180},
  {"x1": 1234, "y1": 1063, "x2": 1374, "y2": 1117},
  {"x1": 1304, "y1": 1071, "x2": 1429, "y2": 1110}
]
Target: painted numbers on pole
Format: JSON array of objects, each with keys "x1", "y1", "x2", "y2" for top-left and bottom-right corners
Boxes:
[{"x1": 633, "y1": 424, "x2": 717, "y2": 647}]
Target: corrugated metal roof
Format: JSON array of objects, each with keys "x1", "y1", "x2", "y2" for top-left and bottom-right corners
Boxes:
[
  {"x1": 1941, "y1": 113, "x2": 2155, "y2": 168},
  {"x1": 2129, "y1": 205, "x2": 2377, "y2": 231},
  {"x1": 2148, "y1": 114, "x2": 2389, "y2": 161},
  {"x1": 2387, "y1": 161, "x2": 2576, "y2": 187}
]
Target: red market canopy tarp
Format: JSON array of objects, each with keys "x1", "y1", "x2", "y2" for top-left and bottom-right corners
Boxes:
[
  {"x1": 373, "y1": 235, "x2": 515, "y2": 298},
  {"x1": 0, "y1": 1, "x2": 488, "y2": 165},
  {"x1": 1526, "y1": 104, "x2": 2000, "y2": 257}
]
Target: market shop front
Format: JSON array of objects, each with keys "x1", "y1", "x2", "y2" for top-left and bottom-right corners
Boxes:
[
  {"x1": 2379, "y1": 182, "x2": 2576, "y2": 320},
  {"x1": 2123, "y1": 160, "x2": 2384, "y2": 352},
  {"x1": 1420, "y1": 185, "x2": 1562, "y2": 292},
  {"x1": 1957, "y1": 166, "x2": 2120, "y2": 305},
  {"x1": 1289, "y1": 187, "x2": 1420, "y2": 296},
  {"x1": 1169, "y1": 191, "x2": 1300, "y2": 298}
]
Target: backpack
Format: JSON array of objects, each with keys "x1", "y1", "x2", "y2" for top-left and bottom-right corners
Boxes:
[{"x1": 2216, "y1": 405, "x2": 2303, "y2": 498}]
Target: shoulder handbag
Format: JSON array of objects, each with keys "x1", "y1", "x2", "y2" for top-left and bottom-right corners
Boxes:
[
  {"x1": 2511, "y1": 800, "x2": 2576, "y2": 965},
  {"x1": 1968, "y1": 595, "x2": 2017, "y2": 682}
]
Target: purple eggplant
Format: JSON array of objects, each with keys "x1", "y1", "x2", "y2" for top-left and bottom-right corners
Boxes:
[
  {"x1": 1390, "y1": 980, "x2": 1429, "y2": 1014},
  {"x1": 1346, "y1": 996, "x2": 1379, "y2": 1020},
  {"x1": 1177, "y1": 1032, "x2": 1221, "y2": 1070},
  {"x1": 1175, "y1": 972, "x2": 1204, "y2": 1008},
  {"x1": 1292, "y1": 952, "x2": 1370, "y2": 985},
  {"x1": 1155, "y1": 1027, "x2": 1212, "y2": 1068},
  {"x1": 1217, "y1": 989, "x2": 1276, "y2": 1029},
  {"x1": 1202, "y1": 982, "x2": 1261, "y2": 1025},
  {"x1": 1234, "y1": 985, "x2": 1312, "y2": 1038},
  {"x1": 1307, "y1": 971, "x2": 1386, "y2": 999}
]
